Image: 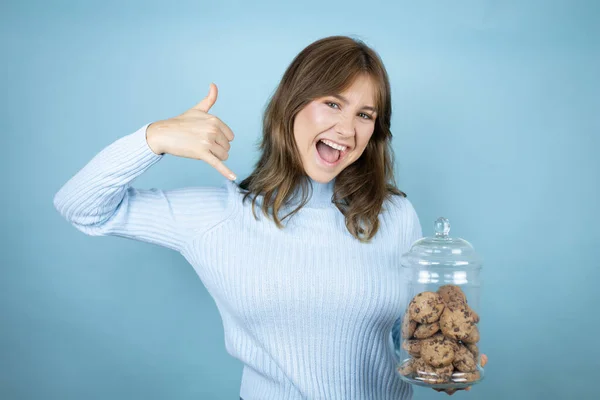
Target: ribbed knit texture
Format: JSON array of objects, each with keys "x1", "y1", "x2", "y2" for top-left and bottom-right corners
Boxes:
[{"x1": 53, "y1": 123, "x2": 423, "y2": 400}]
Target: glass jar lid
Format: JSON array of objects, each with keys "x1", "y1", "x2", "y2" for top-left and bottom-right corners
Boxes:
[{"x1": 400, "y1": 217, "x2": 482, "y2": 269}]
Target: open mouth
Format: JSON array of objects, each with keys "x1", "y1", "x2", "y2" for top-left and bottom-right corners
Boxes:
[{"x1": 315, "y1": 139, "x2": 350, "y2": 167}]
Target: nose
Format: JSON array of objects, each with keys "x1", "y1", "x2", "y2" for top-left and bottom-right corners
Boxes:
[{"x1": 334, "y1": 115, "x2": 355, "y2": 138}]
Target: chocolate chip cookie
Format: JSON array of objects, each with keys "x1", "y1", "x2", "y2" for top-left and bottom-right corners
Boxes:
[
  {"x1": 413, "y1": 358, "x2": 454, "y2": 384},
  {"x1": 397, "y1": 358, "x2": 415, "y2": 376},
  {"x1": 408, "y1": 292, "x2": 445, "y2": 324},
  {"x1": 439, "y1": 304, "x2": 476, "y2": 340},
  {"x1": 465, "y1": 342, "x2": 479, "y2": 358},
  {"x1": 453, "y1": 343, "x2": 477, "y2": 372},
  {"x1": 437, "y1": 284, "x2": 467, "y2": 306},
  {"x1": 413, "y1": 322, "x2": 440, "y2": 339},
  {"x1": 462, "y1": 324, "x2": 480, "y2": 344},
  {"x1": 468, "y1": 306, "x2": 480, "y2": 323},
  {"x1": 420, "y1": 333, "x2": 456, "y2": 367},
  {"x1": 401, "y1": 339, "x2": 422, "y2": 358},
  {"x1": 401, "y1": 316, "x2": 417, "y2": 339}
]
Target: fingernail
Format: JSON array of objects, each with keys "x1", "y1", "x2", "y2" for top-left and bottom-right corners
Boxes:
[{"x1": 229, "y1": 173, "x2": 237, "y2": 181}]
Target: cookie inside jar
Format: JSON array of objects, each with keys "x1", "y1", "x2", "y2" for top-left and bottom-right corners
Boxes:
[{"x1": 396, "y1": 284, "x2": 482, "y2": 388}]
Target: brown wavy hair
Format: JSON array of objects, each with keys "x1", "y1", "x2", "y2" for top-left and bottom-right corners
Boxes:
[{"x1": 237, "y1": 35, "x2": 406, "y2": 243}]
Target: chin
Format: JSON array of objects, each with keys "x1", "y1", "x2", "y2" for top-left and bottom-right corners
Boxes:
[
  {"x1": 310, "y1": 176, "x2": 334, "y2": 183},
  {"x1": 305, "y1": 169, "x2": 339, "y2": 183}
]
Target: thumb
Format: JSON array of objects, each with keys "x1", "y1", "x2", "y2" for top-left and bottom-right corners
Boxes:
[{"x1": 193, "y1": 83, "x2": 218, "y2": 112}]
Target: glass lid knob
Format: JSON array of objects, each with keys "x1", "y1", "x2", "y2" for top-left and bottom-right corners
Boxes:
[{"x1": 434, "y1": 217, "x2": 451, "y2": 238}]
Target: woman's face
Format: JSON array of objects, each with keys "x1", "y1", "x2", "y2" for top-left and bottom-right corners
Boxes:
[{"x1": 293, "y1": 74, "x2": 378, "y2": 183}]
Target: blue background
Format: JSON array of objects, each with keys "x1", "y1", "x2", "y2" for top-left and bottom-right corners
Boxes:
[{"x1": 2, "y1": 0, "x2": 599, "y2": 399}]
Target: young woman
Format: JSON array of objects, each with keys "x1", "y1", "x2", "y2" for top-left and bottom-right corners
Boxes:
[{"x1": 54, "y1": 35, "x2": 486, "y2": 399}]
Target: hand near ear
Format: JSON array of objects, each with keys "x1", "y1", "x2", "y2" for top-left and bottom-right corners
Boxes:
[{"x1": 146, "y1": 83, "x2": 237, "y2": 180}]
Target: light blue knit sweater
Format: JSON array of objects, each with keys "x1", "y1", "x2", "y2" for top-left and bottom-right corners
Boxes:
[{"x1": 53, "y1": 123, "x2": 422, "y2": 399}]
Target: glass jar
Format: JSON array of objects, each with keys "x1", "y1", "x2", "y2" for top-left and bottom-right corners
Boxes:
[{"x1": 391, "y1": 217, "x2": 484, "y2": 390}]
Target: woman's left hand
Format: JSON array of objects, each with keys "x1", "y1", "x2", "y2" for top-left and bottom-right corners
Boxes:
[{"x1": 433, "y1": 353, "x2": 488, "y2": 396}]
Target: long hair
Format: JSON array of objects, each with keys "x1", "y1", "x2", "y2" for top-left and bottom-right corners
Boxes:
[{"x1": 238, "y1": 35, "x2": 406, "y2": 243}]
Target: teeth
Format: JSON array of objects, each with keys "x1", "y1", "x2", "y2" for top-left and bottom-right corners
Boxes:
[{"x1": 321, "y1": 139, "x2": 347, "y2": 152}]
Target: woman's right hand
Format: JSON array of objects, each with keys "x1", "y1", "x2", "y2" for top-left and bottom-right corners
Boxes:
[{"x1": 146, "y1": 83, "x2": 237, "y2": 181}]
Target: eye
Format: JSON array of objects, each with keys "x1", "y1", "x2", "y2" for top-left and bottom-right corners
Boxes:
[{"x1": 327, "y1": 101, "x2": 373, "y2": 120}]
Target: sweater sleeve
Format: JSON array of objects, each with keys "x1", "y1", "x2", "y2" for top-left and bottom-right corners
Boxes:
[
  {"x1": 405, "y1": 197, "x2": 423, "y2": 244},
  {"x1": 52, "y1": 123, "x2": 232, "y2": 253}
]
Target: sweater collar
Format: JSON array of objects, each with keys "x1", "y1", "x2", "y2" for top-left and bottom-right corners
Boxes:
[
  {"x1": 304, "y1": 176, "x2": 336, "y2": 207},
  {"x1": 283, "y1": 176, "x2": 336, "y2": 209},
  {"x1": 241, "y1": 176, "x2": 336, "y2": 210}
]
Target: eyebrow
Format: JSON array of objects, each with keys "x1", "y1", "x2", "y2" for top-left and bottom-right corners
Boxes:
[{"x1": 331, "y1": 94, "x2": 377, "y2": 113}]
